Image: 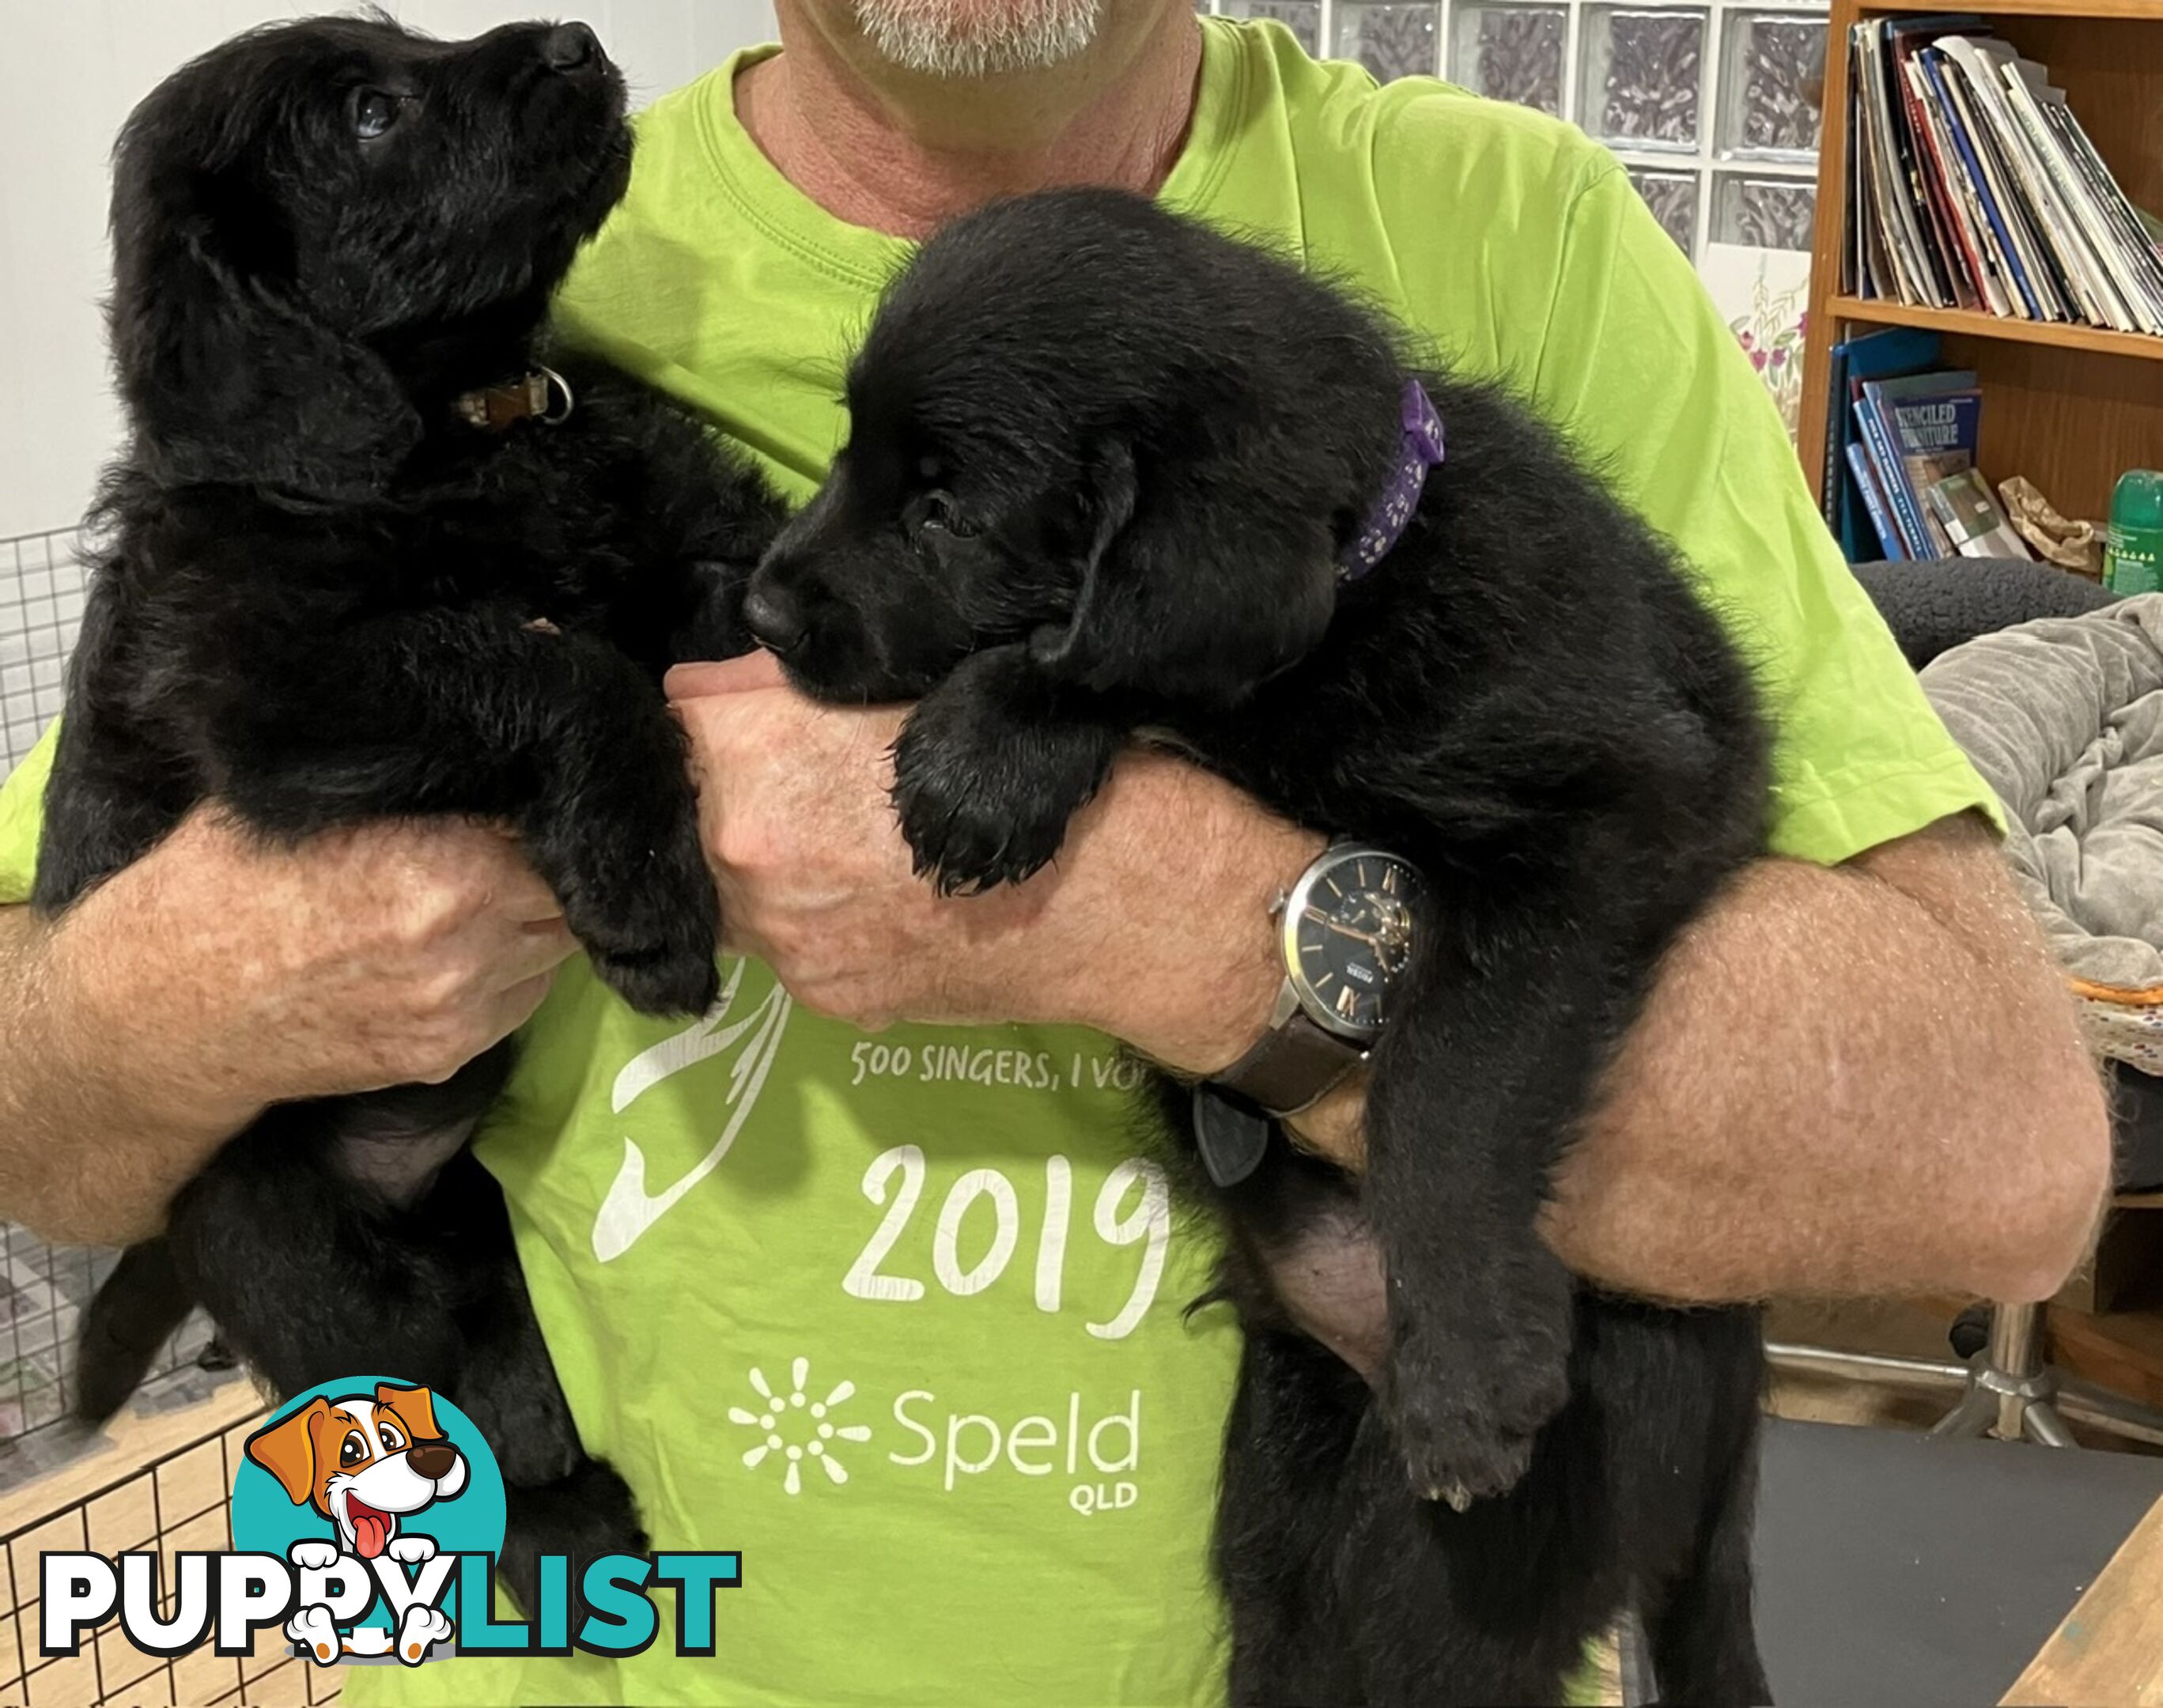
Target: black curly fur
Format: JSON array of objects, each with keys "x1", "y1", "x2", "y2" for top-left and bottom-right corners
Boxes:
[
  {"x1": 751, "y1": 189, "x2": 1774, "y2": 1705},
  {"x1": 34, "y1": 16, "x2": 779, "y2": 1608}
]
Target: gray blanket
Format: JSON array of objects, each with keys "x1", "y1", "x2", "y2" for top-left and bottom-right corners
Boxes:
[{"x1": 1920, "y1": 595, "x2": 2163, "y2": 1010}]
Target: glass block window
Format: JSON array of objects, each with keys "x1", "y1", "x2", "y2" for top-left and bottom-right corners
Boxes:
[
  {"x1": 1716, "y1": 10, "x2": 1826, "y2": 161},
  {"x1": 1579, "y1": 6, "x2": 1707, "y2": 152},
  {"x1": 1451, "y1": 5, "x2": 1567, "y2": 117},
  {"x1": 1204, "y1": 1, "x2": 1830, "y2": 272},
  {"x1": 1334, "y1": 2, "x2": 1443, "y2": 84},
  {"x1": 1220, "y1": 0, "x2": 1322, "y2": 55},
  {"x1": 1713, "y1": 172, "x2": 1817, "y2": 251},
  {"x1": 1630, "y1": 168, "x2": 1704, "y2": 254}
]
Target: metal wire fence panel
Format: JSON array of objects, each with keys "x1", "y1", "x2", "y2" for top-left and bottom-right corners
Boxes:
[
  {"x1": 0, "y1": 1411, "x2": 342, "y2": 1708},
  {"x1": 0, "y1": 527, "x2": 234, "y2": 1468},
  {"x1": 0, "y1": 529, "x2": 88, "y2": 774}
]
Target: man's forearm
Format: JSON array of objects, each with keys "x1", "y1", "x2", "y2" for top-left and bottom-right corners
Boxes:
[
  {"x1": 1064, "y1": 772, "x2": 2106, "y2": 1308},
  {"x1": 1538, "y1": 815, "x2": 2107, "y2": 1304},
  {"x1": 0, "y1": 904, "x2": 247, "y2": 1244}
]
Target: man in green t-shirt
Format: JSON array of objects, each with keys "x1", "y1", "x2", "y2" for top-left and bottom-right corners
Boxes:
[{"x1": 0, "y1": 4, "x2": 2109, "y2": 1703}]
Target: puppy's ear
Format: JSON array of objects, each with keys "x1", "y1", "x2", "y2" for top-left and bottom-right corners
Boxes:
[
  {"x1": 108, "y1": 138, "x2": 419, "y2": 499},
  {"x1": 375, "y1": 1382, "x2": 446, "y2": 1444},
  {"x1": 246, "y1": 1398, "x2": 330, "y2": 1509},
  {"x1": 1027, "y1": 438, "x2": 1337, "y2": 705}
]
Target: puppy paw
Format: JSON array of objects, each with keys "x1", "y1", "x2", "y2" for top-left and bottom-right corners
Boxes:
[
  {"x1": 287, "y1": 1604, "x2": 342, "y2": 1667},
  {"x1": 561, "y1": 816, "x2": 723, "y2": 1017},
  {"x1": 1383, "y1": 1295, "x2": 1573, "y2": 1507},
  {"x1": 395, "y1": 1604, "x2": 454, "y2": 1665},
  {"x1": 592, "y1": 936, "x2": 722, "y2": 1018},
  {"x1": 497, "y1": 1457, "x2": 648, "y2": 1619},
  {"x1": 288, "y1": 1540, "x2": 340, "y2": 1572},
  {"x1": 891, "y1": 665, "x2": 1117, "y2": 895},
  {"x1": 386, "y1": 1535, "x2": 437, "y2": 1565}
]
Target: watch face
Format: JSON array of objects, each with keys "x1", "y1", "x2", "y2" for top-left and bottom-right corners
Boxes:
[{"x1": 1283, "y1": 847, "x2": 1423, "y2": 1041}]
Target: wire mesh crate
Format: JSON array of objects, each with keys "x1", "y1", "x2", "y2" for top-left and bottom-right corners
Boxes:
[
  {"x1": 0, "y1": 1408, "x2": 340, "y2": 1708},
  {"x1": 0, "y1": 528, "x2": 236, "y2": 1476}
]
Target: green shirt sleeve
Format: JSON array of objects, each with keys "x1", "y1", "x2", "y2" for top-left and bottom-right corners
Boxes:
[
  {"x1": 1356, "y1": 89, "x2": 1998, "y2": 867},
  {"x1": 0, "y1": 720, "x2": 56, "y2": 905},
  {"x1": 1516, "y1": 161, "x2": 1998, "y2": 864}
]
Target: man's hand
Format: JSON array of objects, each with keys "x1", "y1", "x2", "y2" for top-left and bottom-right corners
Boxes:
[
  {"x1": 672, "y1": 657, "x2": 2107, "y2": 1309},
  {"x1": 667, "y1": 652, "x2": 1320, "y2": 1073},
  {"x1": 0, "y1": 811, "x2": 573, "y2": 1242}
]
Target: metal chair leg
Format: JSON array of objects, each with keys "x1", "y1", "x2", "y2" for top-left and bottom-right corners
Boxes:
[
  {"x1": 1616, "y1": 1608, "x2": 1658, "y2": 1708},
  {"x1": 2055, "y1": 1377, "x2": 2163, "y2": 1448},
  {"x1": 1764, "y1": 1341, "x2": 1970, "y2": 1390},
  {"x1": 1928, "y1": 1386, "x2": 1999, "y2": 1438},
  {"x1": 1772, "y1": 1298, "x2": 2163, "y2": 1452},
  {"x1": 2021, "y1": 1400, "x2": 2079, "y2": 1448}
]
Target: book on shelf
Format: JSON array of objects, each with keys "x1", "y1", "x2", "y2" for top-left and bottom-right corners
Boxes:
[
  {"x1": 1820, "y1": 326, "x2": 1942, "y2": 561},
  {"x1": 1844, "y1": 18, "x2": 2163, "y2": 336},
  {"x1": 1864, "y1": 369, "x2": 1983, "y2": 556},
  {"x1": 1847, "y1": 440, "x2": 1908, "y2": 561},
  {"x1": 1820, "y1": 338, "x2": 2030, "y2": 565},
  {"x1": 1927, "y1": 470, "x2": 2031, "y2": 560}
]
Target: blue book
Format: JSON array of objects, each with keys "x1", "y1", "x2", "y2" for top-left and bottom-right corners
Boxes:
[
  {"x1": 1865, "y1": 371, "x2": 1983, "y2": 554},
  {"x1": 1847, "y1": 440, "x2": 1908, "y2": 561},
  {"x1": 1853, "y1": 390, "x2": 1931, "y2": 557},
  {"x1": 1826, "y1": 327, "x2": 1941, "y2": 559},
  {"x1": 1919, "y1": 47, "x2": 2042, "y2": 318}
]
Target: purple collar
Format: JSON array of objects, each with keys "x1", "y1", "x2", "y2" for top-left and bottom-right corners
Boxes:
[{"x1": 1339, "y1": 380, "x2": 1446, "y2": 581}]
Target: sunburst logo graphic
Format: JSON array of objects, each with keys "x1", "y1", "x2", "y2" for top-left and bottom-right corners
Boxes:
[{"x1": 731, "y1": 1358, "x2": 872, "y2": 1494}]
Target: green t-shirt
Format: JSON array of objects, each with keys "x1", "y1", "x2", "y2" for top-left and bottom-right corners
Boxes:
[{"x1": 0, "y1": 19, "x2": 1993, "y2": 1706}]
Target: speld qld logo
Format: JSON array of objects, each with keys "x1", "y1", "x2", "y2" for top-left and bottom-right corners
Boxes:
[{"x1": 39, "y1": 1377, "x2": 739, "y2": 1668}]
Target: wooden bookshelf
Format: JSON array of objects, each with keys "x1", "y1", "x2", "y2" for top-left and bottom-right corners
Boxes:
[{"x1": 1797, "y1": 2, "x2": 2163, "y2": 524}]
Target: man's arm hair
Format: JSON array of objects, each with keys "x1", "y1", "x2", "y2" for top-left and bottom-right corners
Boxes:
[
  {"x1": 0, "y1": 901, "x2": 244, "y2": 1243},
  {"x1": 1293, "y1": 812, "x2": 2107, "y2": 1304},
  {"x1": 0, "y1": 812, "x2": 576, "y2": 1246}
]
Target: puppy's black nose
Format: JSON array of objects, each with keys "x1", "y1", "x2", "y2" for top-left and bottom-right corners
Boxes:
[
  {"x1": 406, "y1": 1441, "x2": 458, "y2": 1480},
  {"x1": 743, "y1": 586, "x2": 806, "y2": 656},
  {"x1": 543, "y1": 22, "x2": 600, "y2": 71}
]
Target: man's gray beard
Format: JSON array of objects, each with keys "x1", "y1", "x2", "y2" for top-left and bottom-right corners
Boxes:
[{"x1": 849, "y1": 0, "x2": 1108, "y2": 77}]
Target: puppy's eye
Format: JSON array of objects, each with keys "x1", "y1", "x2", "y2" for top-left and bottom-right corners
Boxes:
[
  {"x1": 354, "y1": 90, "x2": 401, "y2": 141},
  {"x1": 919, "y1": 489, "x2": 977, "y2": 538},
  {"x1": 377, "y1": 1423, "x2": 406, "y2": 1453},
  {"x1": 339, "y1": 1430, "x2": 369, "y2": 1467}
]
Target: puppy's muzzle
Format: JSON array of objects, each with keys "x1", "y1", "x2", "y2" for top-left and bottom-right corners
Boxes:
[
  {"x1": 542, "y1": 23, "x2": 602, "y2": 74},
  {"x1": 742, "y1": 585, "x2": 807, "y2": 656}
]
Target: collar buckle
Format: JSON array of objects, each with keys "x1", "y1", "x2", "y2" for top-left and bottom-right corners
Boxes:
[{"x1": 453, "y1": 364, "x2": 575, "y2": 433}]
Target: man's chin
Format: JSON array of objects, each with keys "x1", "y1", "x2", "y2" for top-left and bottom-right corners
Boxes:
[{"x1": 845, "y1": 0, "x2": 1106, "y2": 77}]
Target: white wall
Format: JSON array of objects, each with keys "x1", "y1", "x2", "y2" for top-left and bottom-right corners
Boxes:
[{"x1": 0, "y1": 0, "x2": 778, "y2": 542}]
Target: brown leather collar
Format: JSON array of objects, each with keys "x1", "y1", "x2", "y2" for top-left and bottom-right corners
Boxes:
[{"x1": 452, "y1": 365, "x2": 574, "y2": 433}]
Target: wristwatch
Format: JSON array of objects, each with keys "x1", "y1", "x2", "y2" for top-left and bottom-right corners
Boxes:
[{"x1": 1195, "y1": 841, "x2": 1424, "y2": 1186}]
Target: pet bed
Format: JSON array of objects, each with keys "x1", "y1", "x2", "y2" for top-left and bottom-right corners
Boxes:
[{"x1": 1919, "y1": 594, "x2": 2163, "y2": 1185}]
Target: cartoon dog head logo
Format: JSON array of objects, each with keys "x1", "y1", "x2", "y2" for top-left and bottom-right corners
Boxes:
[{"x1": 244, "y1": 1384, "x2": 469, "y2": 1562}]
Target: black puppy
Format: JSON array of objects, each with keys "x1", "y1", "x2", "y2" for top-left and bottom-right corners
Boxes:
[
  {"x1": 749, "y1": 190, "x2": 1772, "y2": 1705},
  {"x1": 35, "y1": 18, "x2": 779, "y2": 1602}
]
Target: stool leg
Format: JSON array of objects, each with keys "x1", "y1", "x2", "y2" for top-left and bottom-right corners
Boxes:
[
  {"x1": 2055, "y1": 1377, "x2": 2163, "y2": 1449},
  {"x1": 2021, "y1": 1400, "x2": 2078, "y2": 1448},
  {"x1": 1987, "y1": 1302, "x2": 2045, "y2": 1441},
  {"x1": 1930, "y1": 1385, "x2": 1998, "y2": 1438}
]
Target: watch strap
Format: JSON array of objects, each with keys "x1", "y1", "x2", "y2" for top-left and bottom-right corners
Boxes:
[
  {"x1": 1192, "y1": 1083, "x2": 1275, "y2": 1188},
  {"x1": 1210, "y1": 1007, "x2": 1365, "y2": 1118}
]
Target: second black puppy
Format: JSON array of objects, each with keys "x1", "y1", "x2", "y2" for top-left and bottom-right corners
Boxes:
[
  {"x1": 749, "y1": 190, "x2": 1772, "y2": 1704},
  {"x1": 36, "y1": 18, "x2": 779, "y2": 1602}
]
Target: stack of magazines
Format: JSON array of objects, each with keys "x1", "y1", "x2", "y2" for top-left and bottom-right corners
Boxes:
[{"x1": 1846, "y1": 15, "x2": 2163, "y2": 335}]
